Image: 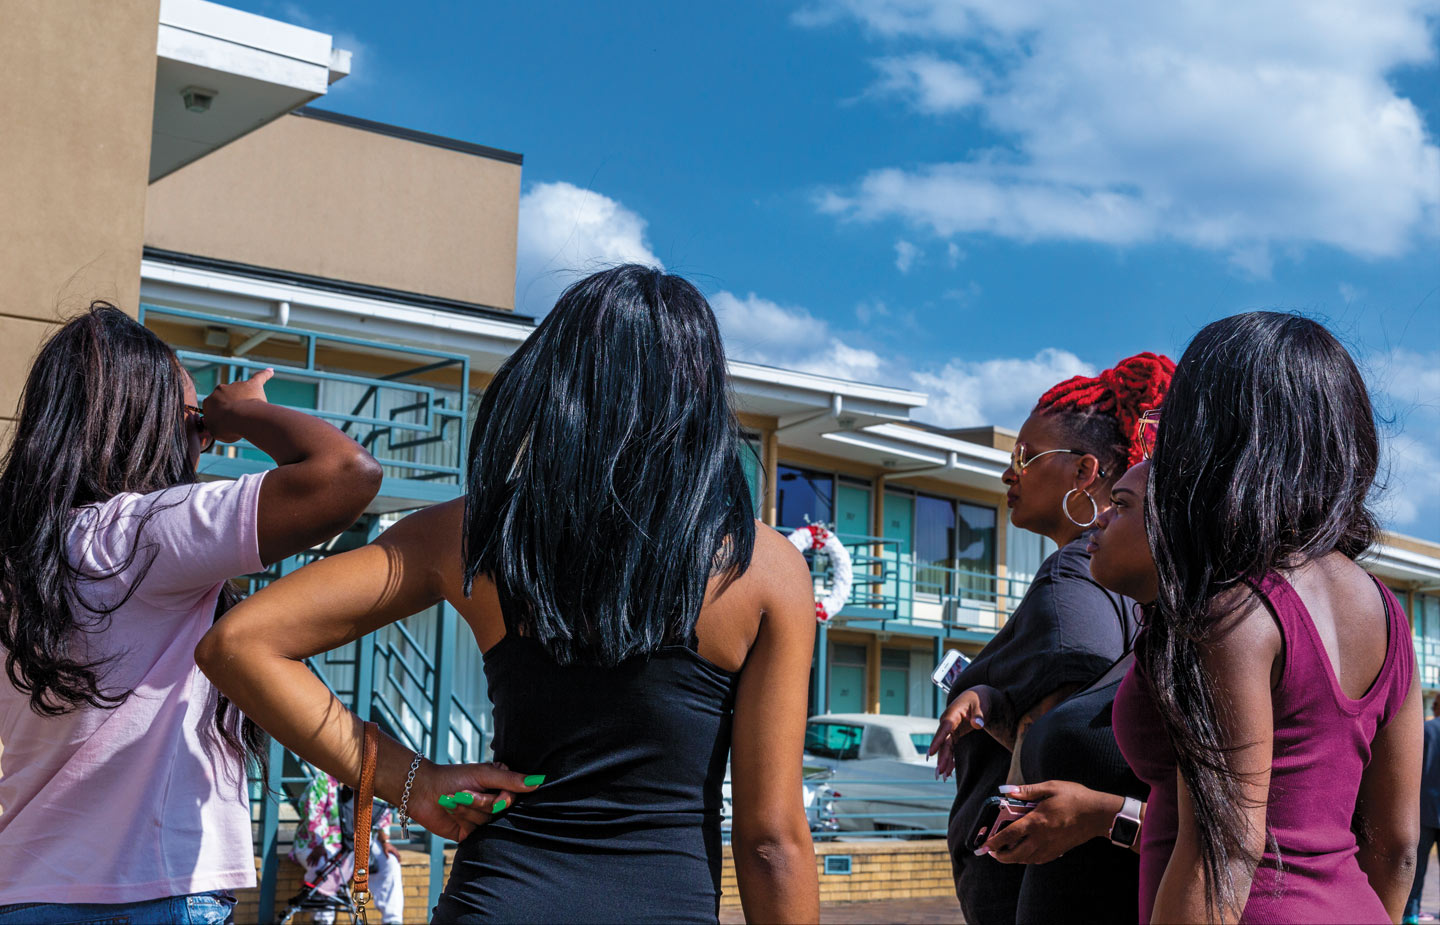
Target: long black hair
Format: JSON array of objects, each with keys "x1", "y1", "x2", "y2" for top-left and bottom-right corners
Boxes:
[
  {"x1": 462, "y1": 265, "x2": 756, "y2": 666},
  {"x1": 0, "y1": 303, "x2": 265, "y2": 766},
  {"x1": 1139, "y1": 311, "x2": 1379, "y2": 915}
]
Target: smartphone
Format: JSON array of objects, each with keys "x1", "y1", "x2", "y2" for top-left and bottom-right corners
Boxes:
[
  {"x1": 931, "y1": 648, "x2": 971, "y2": 693},
  {"x1": 966, "y1": 796, "x2": 1036, "y2": 854}
]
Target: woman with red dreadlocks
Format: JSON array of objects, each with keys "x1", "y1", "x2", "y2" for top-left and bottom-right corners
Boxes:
[{"x1": 926, "y1": 352, "x2": 1174, "y2": 924}]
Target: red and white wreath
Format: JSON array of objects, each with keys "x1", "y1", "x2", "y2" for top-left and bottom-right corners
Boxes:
[{"x1": 787, "y1": 524, "x2": 854, "y2": 623}]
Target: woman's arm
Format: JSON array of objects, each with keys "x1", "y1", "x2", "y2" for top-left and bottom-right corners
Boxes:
[
  {"x1": 929, "y1": 682, "x2": 1081, "y2": 781},
  {"x1": 202, "y1": 369, "x2": 383, "y2": 565},
  {"x1": 729, "y1": 533, "x2": 819, "y2": 924},
  {"x1": 1151, "y1": 605, "x2": 1276, "y2": 924},
  {"x1": 1354, "y1": 674, "x2": 1422, "y2": 919},
  {"x1": 195, "y1": 500, "x2": 537, "y2": 842},
  {"x1": 982, "y1": 780, "x2": 1144, "y2": 863}
]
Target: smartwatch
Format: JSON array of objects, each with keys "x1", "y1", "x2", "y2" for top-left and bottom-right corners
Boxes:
[{"x1": 1108, "y1": 796, "x2": 1142, "y2": 848}]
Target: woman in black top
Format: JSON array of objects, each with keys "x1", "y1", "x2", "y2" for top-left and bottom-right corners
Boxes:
[
  {"x1": 979, "y1": 461, "x2": 1158, "y2": 922},
  {"x1": 199, "y1": 267, "x2": 821, "y2": 923},
  {"x1": 930, "y1": 355, "x2": 1172, "y2": 925}
]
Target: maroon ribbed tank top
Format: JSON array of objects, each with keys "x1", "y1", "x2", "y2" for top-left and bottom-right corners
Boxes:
[{"x1": 1115, "y1": 572, "x2": 1414, "y2": 923}]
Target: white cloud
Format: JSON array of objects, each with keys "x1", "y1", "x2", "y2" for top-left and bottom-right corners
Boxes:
[
  {"x1": 709, "y1": 291, "x2": 886, "y2": 382},
  {"x1": 946, "y1": 241, "x2": 964, "y2": 266},
  {"x1": 854, "y1": 300, "x2": 891, "y2": 324},
  {"x1": 871, "y1": 54, "x2": 984, "y2": 114},
  {"x1": 1227, "y1": 243, "x2": 1274, "y2": 280},
  {"x1": 1369, "y1": 348, "x2": 1440, "y2": 530},
  {"x1": 894, "y1": 239, "x2": 920, "y2": 272},
  {"x1": 943, "y1": 280, "x2": 982, "y2": 305},
  {"x1": 712, "y1": 291, "x2": 829, "y2": 353},
  {"x1": 911, "y1": 348, "x2": 1096, "y2": 428},
  {"x1": 716, "y1": 289, "x2": 1096, "y2": 424},
  {"x1": 794, "y1": 340, "x2": 888, "y2": 382},
  {"x1": 806, "y1": 0, "x2": 1440, "y2": 268},
  {"x1": 515, "y1": 182, "x2": 663, "y2": 316}
]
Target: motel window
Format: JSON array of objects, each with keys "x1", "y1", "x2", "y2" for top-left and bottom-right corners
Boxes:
[
  {"x1": 886, "y1": 490, "x2": 998, "y2": 603},
  {"x1": 775, "y1": 464, "x2": 873, "y2": 538},
  {"x1": 1007, "y1": 525, "x2": 1059, "y2": 586},
  {"x1": 954, "y1": 502, "x2": 998, "y2": 602},
  {"x1": 777, "y1": 464, "x2": 834, "y2": 530},
  {"x1": 914, "y1": 495, "x2": 956, "y2": 596},
  {"x1": 1416, "y1": 592, "x2": 1440, "y2": 691}
]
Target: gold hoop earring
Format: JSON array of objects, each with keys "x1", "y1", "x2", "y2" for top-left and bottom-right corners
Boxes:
[{"x1": 1062, "y1": 488, "x2": 1099, "y2": 528}]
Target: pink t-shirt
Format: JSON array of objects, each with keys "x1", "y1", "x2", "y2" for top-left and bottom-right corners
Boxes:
[{"x1": 0, "y1": 472, "x2": 266, "y2": 904}]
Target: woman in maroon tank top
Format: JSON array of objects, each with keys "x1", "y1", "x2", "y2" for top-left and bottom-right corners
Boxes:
[{"x1": 1113, "y1": 312, "x2": 1422, "y2": 923}]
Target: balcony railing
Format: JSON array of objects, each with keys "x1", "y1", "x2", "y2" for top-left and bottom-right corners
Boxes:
[
  {"x1": 782, "y1": 529, "x2": 1033, "y2": 636},
  {"x1": 139, "y1": 304, "x2": 470, "y2": 508},
  {"x1": 1418, "y1": 634, "x2": 1440, "y2": 692}
]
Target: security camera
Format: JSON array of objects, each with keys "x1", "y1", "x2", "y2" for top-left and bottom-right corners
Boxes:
[{"x1": 181, "y1": 86, "x2": 217, "y2": 113}]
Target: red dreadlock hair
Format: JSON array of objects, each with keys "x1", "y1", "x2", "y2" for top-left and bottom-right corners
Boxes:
[{"x1": 1035, "y1": 352, "x2": 1176, "y2": 472}]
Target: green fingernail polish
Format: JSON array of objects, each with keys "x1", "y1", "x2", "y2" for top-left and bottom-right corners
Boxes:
[
  {"x1": 453, "y1": 792, "x2": 475, "y2": 805},
  {"x1": 437, "y1": 795, "x2": 455, "y2": 808},
  {"x1": 493, "y1": 798, "x2": 509, "y2": 813},
  {"x1": 523, "y1": 774, "x2": 546, "y2": 787}
]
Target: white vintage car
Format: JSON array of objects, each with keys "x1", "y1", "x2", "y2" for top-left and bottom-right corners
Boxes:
[{"x1": 802, "y1": 713, "x2": 953, "y2": 836}]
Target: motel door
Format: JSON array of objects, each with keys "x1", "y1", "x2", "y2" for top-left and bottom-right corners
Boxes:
[
  {"x1": 828, "y1": 643, "x2": 867, "y2": 713},
  {"x1": 882, "y1": 493, "x2": 914, "y2": 620},
  {"x1": 879, "y1": 649, "x2": 910, "y2": 715}
]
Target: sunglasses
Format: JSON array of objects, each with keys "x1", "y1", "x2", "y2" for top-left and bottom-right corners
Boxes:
[
  {"x1": 1010, "y1": 442, "x2": 1106, "y2": 480},
  {"x1": 1136, "y1": 409, "x2": 1160, "y2": 461},
  {"x1": 184, "y1": 404, "x2": 215, "y2": 453}
]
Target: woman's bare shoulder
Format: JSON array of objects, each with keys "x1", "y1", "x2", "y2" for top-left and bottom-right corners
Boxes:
[{"x1": 739, "y1": 522, "x2": 811, "y2": 588}]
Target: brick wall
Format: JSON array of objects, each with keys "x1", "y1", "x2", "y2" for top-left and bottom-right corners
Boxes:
[
  {"x1": 235, "y1": 839, "x2": 954, "y2": 923},
  {"x1": 719, "y1": 840, "x2": 955, "y2": 909}
]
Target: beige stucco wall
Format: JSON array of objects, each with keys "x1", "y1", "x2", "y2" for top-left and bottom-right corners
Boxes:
[
  {"x1": 0, "y1": 0, "x2": 160, "y2": 428},
  {"x1": 144, "y1": 113, "x2": 521, "y2": 310}
]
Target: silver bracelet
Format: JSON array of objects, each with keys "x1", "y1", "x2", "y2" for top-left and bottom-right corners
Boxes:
[{"x1": 398, "y1": 752, "x2": 424, "y2": 838}]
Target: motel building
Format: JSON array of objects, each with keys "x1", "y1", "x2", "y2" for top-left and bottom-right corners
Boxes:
[{"x1": 5, "y1": 0, "x2": 1440, "y2": 918}]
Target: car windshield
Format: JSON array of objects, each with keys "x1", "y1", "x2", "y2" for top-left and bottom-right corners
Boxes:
[
  {"x1": 805, "y1": 722, "x2": 863, "y2": 760},
  {"x1": 909, "y1": 733, "x2": 931, "y2": 755}
]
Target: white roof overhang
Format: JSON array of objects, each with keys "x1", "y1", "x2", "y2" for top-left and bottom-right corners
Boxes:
[
  {"x1": 1363, "y1": 543, "x2": 1440, "y2": 591},
  {"x1": 139, "y1": 258, "x2": 533, "y2": 369},
  {"x1": 140, "y1": 261, "x2": 935, "y2": 434},
  {"x1": 819, "y1": 422, "x2": 1010, "y2": 493},
  {"x1": 728, "y1": 362, "x2": 927, "y2": 444},
  {"x1": 150, "y1": 0, "x2": 350, "y2": 181}
]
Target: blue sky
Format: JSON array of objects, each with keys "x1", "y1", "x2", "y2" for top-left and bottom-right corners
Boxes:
[{"x1": 239, "y1": 0, "x2": 1439, "y2": 541}]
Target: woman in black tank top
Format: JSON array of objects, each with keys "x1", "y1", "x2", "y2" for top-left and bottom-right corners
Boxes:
[{"x1": 199, "y1": 266, "x2": 821, "y2": 923}]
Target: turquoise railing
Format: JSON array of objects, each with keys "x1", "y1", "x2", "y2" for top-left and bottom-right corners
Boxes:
[
  {"x1": 138, "y1": 303, "x2": 470, "y2": 506},
  {"x1": 780, "y1": 529, "x2": 1031, "y2": 635}
]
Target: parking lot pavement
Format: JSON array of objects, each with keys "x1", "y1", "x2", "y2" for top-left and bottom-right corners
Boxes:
[{"x1": 720, "y1": 897, "x2": 964, "y2": 924}]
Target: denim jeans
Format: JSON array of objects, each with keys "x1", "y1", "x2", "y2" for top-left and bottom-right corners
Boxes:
[
  {"x1": 1408, "y1": 825, "x2": 1439, "y2": 921},
  {"x1": 0, "y1": 891, "x2": 235, "y2": 924}
]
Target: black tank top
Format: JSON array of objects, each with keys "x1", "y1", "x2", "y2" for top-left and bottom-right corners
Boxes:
[
  {"x1": 1015, "y1": 655, "x2": 1145, "y2": 924},
  {"x1": 432, "y1": 634, "x2": 737, "y2": 924}
]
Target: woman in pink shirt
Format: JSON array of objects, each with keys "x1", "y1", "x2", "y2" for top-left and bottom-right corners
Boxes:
[{"x1": 0, "y1": 304, "x2": 383, "y2": 922}]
